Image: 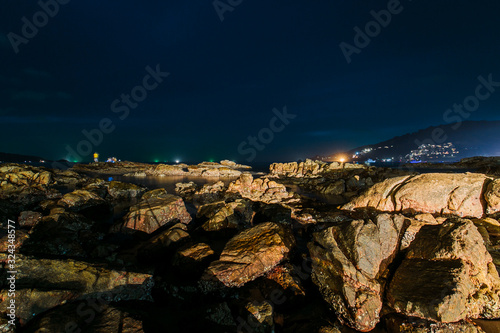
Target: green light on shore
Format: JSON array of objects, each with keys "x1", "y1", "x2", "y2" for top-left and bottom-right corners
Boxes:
[{"x1": 154, "y1": 159, "x2": 159, "y2": 163}]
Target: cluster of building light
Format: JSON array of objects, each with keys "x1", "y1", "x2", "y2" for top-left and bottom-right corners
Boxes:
[
  {"x1": 405, "y1": 142, "x2": 459, "y2": 162},
  {"x1": 352, "y1": 145, "x2": 394, "y2": 159}
]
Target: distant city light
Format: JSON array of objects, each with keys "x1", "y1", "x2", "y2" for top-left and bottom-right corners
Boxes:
[{"x1": 175, "y1": 160, "x2": 180, "y2": 164}]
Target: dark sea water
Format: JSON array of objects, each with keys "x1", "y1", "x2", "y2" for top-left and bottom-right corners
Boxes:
[{"x1": 109, "y1": 175, "x2": 240, "y2": 193}]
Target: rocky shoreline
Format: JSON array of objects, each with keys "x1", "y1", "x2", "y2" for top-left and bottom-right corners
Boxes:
[
  {"x1": 1, "y1": 158, "x2": 500, "y2": 332},
  {"x1": 72, "y1": 160, "x2": 252, "y2": 178}
]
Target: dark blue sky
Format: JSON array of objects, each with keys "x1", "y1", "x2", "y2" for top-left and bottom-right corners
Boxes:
[{"x1": 1, "y1": 1, "x2": 500, "y2": 163}]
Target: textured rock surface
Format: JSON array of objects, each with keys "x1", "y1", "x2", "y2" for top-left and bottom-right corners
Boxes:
[
  {"x1": 117, "y1": 194, "x2": 191, "y2": 233},
  {"x1": 308, "y1": 214, "x2": 407, "y2": 332},
  {"x1": 204, "y1": 222, "x2": 295, "y2": 287},
  {"x1": 344, "y1": 173, "x2": 491, "y2": 218},
  {"x1": 227, "y1": 173, "x2": 296, "y2": 204},
  {"x1": 58, "y1": 189, "x2": 108, "y2": 213},
  {"x1": 388, "y1": 220, "x2": 500, "y2": 322},
  {"x1": 197, "y1": 199, "x2": 253, "y2": 231},
  {"x1": 269, "y1": 159, "x2": 364, "y2": 178}
]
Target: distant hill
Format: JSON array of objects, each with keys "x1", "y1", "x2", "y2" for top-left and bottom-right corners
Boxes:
[
  {"x1": 324, "y1": 121, "x2": 500, "y2": 163},
  {"x1": 0, "y1": 152, "x2": 46, "y2": 163}
]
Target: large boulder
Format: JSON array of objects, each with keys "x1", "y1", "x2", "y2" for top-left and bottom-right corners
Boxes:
[
  {"x1": 343, "y1": 173, "x2": 490, "y2": 218},
  {"x1": 308, "y1": 214, "x2": 407, "y2": 332},
  {"x1": 387, "y1": 219, "x2": 500, "y2": 323},
  {"x1": 204, "y1": 222, "x2": 295, "y2": 287},
  {"x1": 117, "y1": 194, "x2": 191, "y2": 234}
]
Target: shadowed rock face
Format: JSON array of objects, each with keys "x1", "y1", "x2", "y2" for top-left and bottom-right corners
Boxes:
[
  {"x1": 308, "y1": 214, "x2": 407, "y2": 332},
  {"x1": 21, "y1": 302, "x2": 146, "y2": 333},
  {"x1": 118, "y1": 194, "x2": 191, "y2": 234},
  {"x1": 388, "y1": 220, "x2": 500, "y2": 323},
  {"x1": 0, "y1": 254, "x2": 153, "y2": 325},
  {"x1": 203, "y1": 222, "x2": 295, "y2": 287},
  {"x1": 343, "y1": 173, "x2": 493, "y2": 218}
]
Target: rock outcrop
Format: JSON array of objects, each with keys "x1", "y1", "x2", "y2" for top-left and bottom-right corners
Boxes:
[
  {"x1": 226, "y1": 173, "x2": 297, "y2": 204},
  {"x1": 270, "y1": 159, "x2": 364, "y2": 178},
  {"x1": 343, "y1": 173, "x2": 494, "y2": 218}
]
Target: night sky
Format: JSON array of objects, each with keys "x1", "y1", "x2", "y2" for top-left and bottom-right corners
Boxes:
[{"x1": 1, "y1": 1, "x2": 500, "y2": 164}]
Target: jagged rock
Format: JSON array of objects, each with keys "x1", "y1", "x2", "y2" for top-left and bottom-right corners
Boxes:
[
  {"x1": 204, "y1": 222, "x2": 295, "y2": 287},
  {"x1": 58, "y1": 189, "x2": 109, "y2": 214},
  {"x1": 220, "y1": 160, "x2": 251, "y2": 169},
  {"x1": 243, "y1": 300, "x2": 275, "y2": 333},
  {"x1": 193, "y1": 181, "x2": 226, "y2": 205},
  {"x1": 18, "y1": 211, "x2": 42, "y2": 228},
  {"x1": 116, "y1": 194, "x2": 191, "y2": 234},
  {"x1": 226, "y1": 173, "x2": 297, "y2": 204},
  {"x1": 52, "y1": 169, "x2": 82, "y2": 185},
  {"x1": 387, "y1": 220, "x2": 500, "y2": 323},
  {"x1": 308, "y1": 214, "x2": 407, "y2": 332},
  {"x1": 400, "y1": 215, "x2": 441, "y2": 250},
  {"x1": 106, "y1": 180, "x2": 146, "y2": 200},
  {"x1": 175, "y1": 182, "x2": 197, "y2": 201},
  {"x1": 343, "y1": 173, "x2": 490, "y2": 218},
  {"x1": 197, "y1": 199, "x2": 253, "y2": 231},
  {"x1": 265, "y1": 264, "x2": 306, "y2": 296},
  {"x1": 176, "y1": 243, "x2": 214, "y2": 263},
  {"x1": 269, "y1": 159, "x2": 364, "y2": 178}
]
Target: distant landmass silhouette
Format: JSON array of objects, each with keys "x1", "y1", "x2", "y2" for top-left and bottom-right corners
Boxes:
[
  {"x1": 343, "y1": 120, "x2": 500, "y2": 162},
  {"x1": 0, "y1": 152, "x2": 47, "y2": 163}
]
